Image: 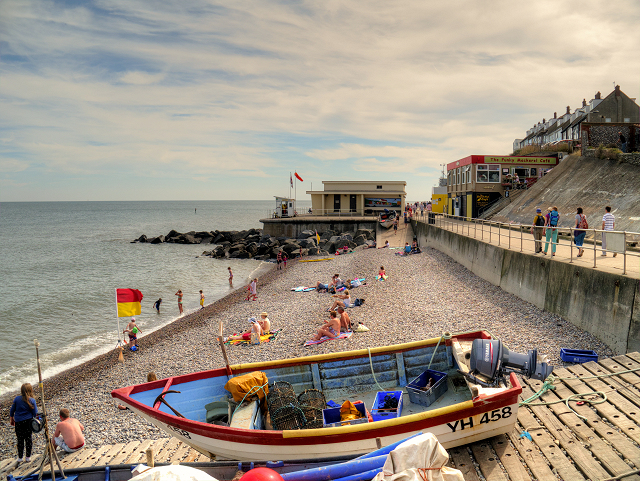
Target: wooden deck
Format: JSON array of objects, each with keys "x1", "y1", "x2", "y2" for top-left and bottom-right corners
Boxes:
[{"x1": 3, "y1": 353, "x2": 640, "y2": 481}]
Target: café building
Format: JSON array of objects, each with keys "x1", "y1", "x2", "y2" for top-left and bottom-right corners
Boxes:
[{"x1": 446, "y1": 154, "x2": 559, "y2": 218}]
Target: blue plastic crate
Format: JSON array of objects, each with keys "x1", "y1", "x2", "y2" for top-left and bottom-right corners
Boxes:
[
  {"x1": 560, "y1": 348, "x2": 598, "y2": 364},
  {"x1": 407, "y1": 369, "x2": 448, "y2": 407},
  {"x1": 322, "y1": 402, "x2": 368, "y2": 428},
  {"x1": 371, "y1": 391, "x2": 403, "y2": 422}
]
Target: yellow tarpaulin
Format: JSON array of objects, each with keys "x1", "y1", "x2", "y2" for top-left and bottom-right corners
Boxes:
[
  {"x1": 224, "y1": 371, "x2": 269, "y2": 403},
  {"x1": 340, "y1": 400, "x2": 363, "y2": 421}
]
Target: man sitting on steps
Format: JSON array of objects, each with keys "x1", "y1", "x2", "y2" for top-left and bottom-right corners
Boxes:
[{"x1": 51, "y1": 408, "x2": 85, "y2": 454}]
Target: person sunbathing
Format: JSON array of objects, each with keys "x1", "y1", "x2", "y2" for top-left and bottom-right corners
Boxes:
[
  {"x1": 228, "y1": 317, "x2": 263, "y2": 341},
  {"x1": 328, "y1": 289, "x2": 351, "y2": 311},
  {"x1": 312, "y1": 311, "x2": 341, "y2": 340}
]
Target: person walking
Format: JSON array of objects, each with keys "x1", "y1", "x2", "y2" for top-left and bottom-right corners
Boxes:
[
  {"x1": 228, "y1": 267, "x2": 233, "y2": 286},
  {"x1": 199, "y1": 290, "x2": 205, "y2": 309},
  {"x1": 276, "y1": 251, "x2": 283, "y2": 270},
  {"x1": 543, "y1": 206, "x2": 560, "y2": 256},
  {"x1": 601, "y1": 206, "x2": 616, "y2": 257},
  {"x1": 393, "y1": 217, "x2": 398, "y2": 235},
  {"x1": 10, "y1": 383, "x2": 37, "y2": 462},
  {"x1": 531, "y1": 208, "x2": 545, "y2": 253},
  {"x1": 619, "y1": 132, "x2": 627, "y2": 153},
  {"x1": 175, "y1": 289, "x2": 183, "y2": 314},
  {"x1": 574, "y1": 207, "x2": 588, "y2": 257}
]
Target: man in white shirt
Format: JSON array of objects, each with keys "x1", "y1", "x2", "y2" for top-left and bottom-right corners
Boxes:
[{"x1": 601, "y1": 206, "x2": 616, "y2": 257}]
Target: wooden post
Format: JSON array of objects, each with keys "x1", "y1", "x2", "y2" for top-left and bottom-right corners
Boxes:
[
  {"x1": 146, "y1": 447, "x2": 155, "y2": 468},
  {"x1": 217, "y1": 321, "x2": 232, "y2": 377}
]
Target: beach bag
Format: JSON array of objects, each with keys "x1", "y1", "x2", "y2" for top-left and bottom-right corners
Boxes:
[
  {"x1": 31, "y1": 415, "x2": 44, "y2": 433},
  {"x1": 353, "y1": 298, "x2": 365, "y2": 306},
  {"x1": 578, "y1": 215, "x2": 588, "y2": 230},
  {"x1": 549, "y1": 211, "x2": 559, "y2": 226}
]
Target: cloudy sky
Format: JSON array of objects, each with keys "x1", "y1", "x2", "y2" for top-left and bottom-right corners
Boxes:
[{"x1": 1, "y1": 0, "x2": 639, "y2": 202}]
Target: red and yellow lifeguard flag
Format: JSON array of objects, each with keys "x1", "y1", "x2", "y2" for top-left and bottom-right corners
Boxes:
[{"x1": 116, "y1": 289, "x2": 143, "y2": 317}]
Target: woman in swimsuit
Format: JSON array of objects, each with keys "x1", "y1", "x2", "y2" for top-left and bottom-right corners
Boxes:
[
  {"x1": 312, "y1": 311, "x2": 340, "y2": 340},
  {"x1": 328, "y1": 289, "x2": 351, "y2": 311},
  {"x1": 175, "y1": 290, "x2": 183, "y2": 314}
]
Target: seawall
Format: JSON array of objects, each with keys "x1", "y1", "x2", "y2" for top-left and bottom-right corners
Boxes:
[
  {"x1": 261, "y1": 217, "x2": 377, "y2": 237},
  {"x1": 413, "y1": 220, "x2": 640, "y2": 355}
]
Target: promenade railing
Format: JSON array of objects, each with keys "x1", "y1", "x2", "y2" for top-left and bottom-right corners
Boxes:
[
  {"x1": 266, "y1": 209, "x2": 379, "y2": 218},
  {"x1": 412, "y1": 212, "x2": 639, "y2": 276}
]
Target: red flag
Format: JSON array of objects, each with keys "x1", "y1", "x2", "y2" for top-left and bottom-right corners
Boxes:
[
  {"x1": 295, "y1": 172, "x2": 303, "y2": 182},
  {"x1": 290, "y1": 173, "x2": 293, "y2": 188}
]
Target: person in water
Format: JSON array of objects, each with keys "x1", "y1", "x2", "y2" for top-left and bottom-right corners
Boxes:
[
  {"x1": 199, "y1": 290, "x2": 205, "y2": 309},
  {"x1": 175, "y1": 290, "x2": 183, "y2": 314},
  {"x1": 153, "y1": 298, "x2": 162, "y2": 313},
  {"x1": 228, "y1": 267, "x2": 233, "y2": 286}
]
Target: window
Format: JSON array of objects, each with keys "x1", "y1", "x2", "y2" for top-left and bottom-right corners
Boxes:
[
  {"x1": 377, "y1": 185, "x2": 382, "y2": 189},
  {"x1": 457, "y1": 168, "x2": 461, "y2": 185},
  {"x1": 514, "y1": 167, "x2": 530, "y2": 178},
  {"x1": 477, "y1": 164, "x2": 500, "y2": 183},
  {"x1": 624, "y1": 118, "x2": 630, "y2": 123},
  {"x1": 447, "y1": 171, "x2": 451, "y2": 186},
  {"x1": 605, "y1": 118, "x2": 611, "y2": 123},
  {"x1": 466, "y1": 166, "x2": 472, "y2": 184}
]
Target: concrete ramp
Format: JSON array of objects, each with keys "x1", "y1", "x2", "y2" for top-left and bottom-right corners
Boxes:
[{"x1": 492, "y1": 154, "x2": 640, "y2": 237}]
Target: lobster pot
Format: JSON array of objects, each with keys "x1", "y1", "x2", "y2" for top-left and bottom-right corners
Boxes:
[
  {"x1": 271, "y1": 404, "x2": 306, "y2": 430},
  {"x1": 267, "y1": 381, "x2": 297, "y2": 411},
  {"x1": 300, "y1": 406, "x2": 324, "y2": 429},
  {"x1": 298, "y1": 389, "x2": 326, "y2": 410}
]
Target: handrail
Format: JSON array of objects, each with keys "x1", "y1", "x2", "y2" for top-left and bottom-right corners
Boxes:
[
  {"x1": 266, "y1": 208, "x2": 380, "y2": 218},
  {"x1": 412, "y1": 212, "x2": 639, "y2": 276}
]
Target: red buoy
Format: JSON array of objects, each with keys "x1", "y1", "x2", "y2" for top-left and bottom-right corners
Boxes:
[{"x1": 240, "y1": 468, "x2": 284, "y2": 481}]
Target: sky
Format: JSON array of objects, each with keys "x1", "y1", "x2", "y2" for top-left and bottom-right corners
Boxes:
[{"x1": 1, "y1": 0, "x2": 639, "y2": 202}]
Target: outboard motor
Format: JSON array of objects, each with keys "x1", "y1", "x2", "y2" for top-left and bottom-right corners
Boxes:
[{"x1": 460, "y1": 338, "x2": 553, "y2": 387}]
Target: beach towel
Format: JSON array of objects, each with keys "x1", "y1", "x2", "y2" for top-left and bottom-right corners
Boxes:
[
  {"x1": 225, "y1": 329, "x2": 282, "y2": 346},
  {"x1": 291, "y1": 286, "x2": 316, "y2": 292},
  {"x1": 377, "y1": 274, "x2": 388, "y2": 281},
  {"x1": 304, "y1": 331, "x2": 352, "y2": 346}
]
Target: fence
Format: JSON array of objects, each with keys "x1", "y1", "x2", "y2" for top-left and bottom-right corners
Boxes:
[
  {"x1": 412, "y1": 212, "x2": 639, "y2": 276},
  {"x1": 266, "y1": 209, "x2": 379, "y2": 218}
]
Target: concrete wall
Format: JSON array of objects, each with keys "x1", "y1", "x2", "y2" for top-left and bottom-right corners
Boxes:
[
  {"x1": 413, "y1": 220, "x2": 640, "y2": 354},
  {"x1": 262, "y1": 218, "x2": 377, "y2": 238}
]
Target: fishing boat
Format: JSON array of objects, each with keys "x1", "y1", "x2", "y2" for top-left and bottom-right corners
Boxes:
[
  {"x1": 112, "y1": 331, "x2": 525, "y2": 461},
  {"x1": 378, "y1": 209, "x2": 396, "y2": 229}
]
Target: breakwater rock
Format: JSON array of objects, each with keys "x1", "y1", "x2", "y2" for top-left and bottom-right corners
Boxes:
[{"x1": 132, "y1": 228, "x2": 376, "y2": 260}]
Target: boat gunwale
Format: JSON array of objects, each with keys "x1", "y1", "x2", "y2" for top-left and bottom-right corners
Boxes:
[{"x1": 111, "y1": 331, "x2": 521, "y2": 444}]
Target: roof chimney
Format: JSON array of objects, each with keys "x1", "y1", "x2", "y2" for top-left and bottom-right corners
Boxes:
[
  {"x1": 542, "y1": 118, "x2": 546, "y2": 123},
  {"x1": 615, "y1": 85, "x2": 621, "y2": 96},
  {"x1": 582, "y1": 99, "x2": 586, "y2": 107},
  {"x1": 566, "y1": 106, "x2": 570, "y2": 114},
  {"x1": 553, "y1": 112, "x2": 557, "y2": 119},
  {"x1": 595, "y1": 91, "x2": 601, "y2": 99}
]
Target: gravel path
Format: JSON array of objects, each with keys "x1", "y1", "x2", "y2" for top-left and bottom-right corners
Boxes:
[{"x1": 0, "y1": 247, "x2": 613, "y2": 460}]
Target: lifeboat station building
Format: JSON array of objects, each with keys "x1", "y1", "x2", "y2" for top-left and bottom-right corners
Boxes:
[
  {"x1": 306, "y1": 181, "x2": 407, "y2": 216},
  {"x1": 446, "y1": 155, "x2": 559, "y2": 218}
]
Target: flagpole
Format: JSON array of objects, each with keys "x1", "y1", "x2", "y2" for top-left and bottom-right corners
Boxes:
[
  {"x1": 289, "y1": 172, "x2": 292, "y2": 200},
  {"x1": 114, "y1": 288, "x2": 122, "y2": 346}
]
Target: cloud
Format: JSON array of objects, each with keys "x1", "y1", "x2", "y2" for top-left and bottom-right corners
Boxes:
[{"x1": 1, "y1": 0, "x2": 639, "y2": 200}]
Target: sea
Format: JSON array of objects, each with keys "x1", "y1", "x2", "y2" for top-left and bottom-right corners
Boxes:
[{"x1": 0, "y1": 200, "x2": 310, "y2": 396}]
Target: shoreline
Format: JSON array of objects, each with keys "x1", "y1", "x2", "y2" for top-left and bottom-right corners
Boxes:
[{"x1": 0, "y1": 261, "x2": 278, "y2": 407}]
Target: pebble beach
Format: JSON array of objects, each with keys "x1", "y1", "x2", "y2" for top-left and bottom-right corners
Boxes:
[{"x1": 0, "y1": 245, "x2": 613, "y2": 460}]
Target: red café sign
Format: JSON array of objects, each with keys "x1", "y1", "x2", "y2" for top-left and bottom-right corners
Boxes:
[{"x1": 484, "y1": 156, "x2": 556, "y2": 165}]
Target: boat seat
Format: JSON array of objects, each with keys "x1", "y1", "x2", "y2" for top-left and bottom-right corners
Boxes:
[{"x1": 205, "y1": 401, "x2": 229, "y2": 424}]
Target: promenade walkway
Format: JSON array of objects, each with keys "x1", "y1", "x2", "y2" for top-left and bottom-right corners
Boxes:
[
  {"x1": 414, "y1": 213, "x2": 640, "y2": 280},
  {"x1": 378, "y1": 218, "x2": 414, "y2": 248}
]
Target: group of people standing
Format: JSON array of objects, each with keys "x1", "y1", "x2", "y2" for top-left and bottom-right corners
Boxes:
[{"x1": 531, "y1": 205, "x2": 617, "y2": 257}]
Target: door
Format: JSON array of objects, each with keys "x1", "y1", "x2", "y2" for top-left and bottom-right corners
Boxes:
[
  {"x1": 334, "y1": 194, "x2": 341, "y2": 213},
  {"x1": 350, "y1": 195, "x2": 357, "y2": 213}
]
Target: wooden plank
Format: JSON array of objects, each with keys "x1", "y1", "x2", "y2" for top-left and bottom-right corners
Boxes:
[
  {"x1": 567, "y1": 364, "x2": 640, "y2": 425},
  {"x1": 12, "y1": 456, "x2": 42, "y2": 477},
  {"x1": 448, "y1": 446, "x2": 481, "y2": 481},
  {"x1": 192, "y1": 452, "x2": 211, "y2": 462},
  {"x1": 506, "y1": 427, "x2": 557, "y2": 481},
  {"x1": 0, "y1": 458, "x2": 15, "y2": 470},
  {"x1": 169, "y1": 442, "x2": 192, "y2": 464},
  {"x1": 517, "y1": 400, "x2": 586, "y2": 480},
  {"x1": 66, "y1": 448, "x2": 97, "y2": 469},
  {"x1": 59, "y1": 447, "x2": 87, "y2": 468},
  {"x1": 182, "y1": 448, "x2": 202, "y2": 463},
  {"x1": 109, "y1": 440, "x2": 141, "y2": 465},
  {"x1": 469, "y1": 440, "x2": 508, "y2": 481},
  {"x1": 627, "y1": 352, "x2": 640, "y2": 364},
  {"x1": 524, "y1": 378, "x2": 638, "y2": 480},
  {"x1": 606, "y1": 356, "x2": 640, "y2": 395},
  {"x1": 94, "y1": 443, "x2": 125, "y2": 466},
  {"x1": 582, "y1": 360, "x2": 640, "y2": 406},
  {"x1": 78, "y1": 445, "x2": 111, "y2": 468},
  {"x1": 395, "y1": 352, "x2": 407, "y2": 387},
  {"x1": 124, "y1": 439, "x2": 158, "y2": 464},
  {"x1": 155, "y1": 438, "x2": 182, "y2": 463},
  {"x1": 558, "y1": 366, "x2": 640, "y2": 445},
  {"x1": 490, "y1": 434, "x2": 532, "y2": 481},
  {"x1": 311, "y1": 363, "x2": 321, "y2": 390},
  {"x1": 552, "y1": 367, "x2": 640, "y2": 463},
  {"x1": 520, "y1": 383, "x2": 609, "y2": 480}
]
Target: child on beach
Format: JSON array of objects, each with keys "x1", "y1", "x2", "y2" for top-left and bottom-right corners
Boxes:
[
  {"x1": 246, "y1": 278, "x2": 257, "y2": 301},
  {"x1": 228, "y1": 317, "x2": 264, "y2": 341},
  {"x1": 312, "y1": 311, "x2": 340, "y2": 340},
  {"x1": 277, "y1": 251, "x2": 283, "y2": 270},
  {"x1": 123, "y1": 317, "x2": 141, "y2": 350},
  {"x1": 199, "y1": 290, "x2": 205, "y2": 309},
  {"x1": 153, "y1": 298, "x2": 162, "y2": 313},
  {"x1": 175, "y1": 290, "x2": 183, "y2": 314},
  {"x1": 283, "y1": 253, "x2": 288, "y2": 269},
  {"x1": 228, "y1": 267, "x2": 233, "y2": 286}
]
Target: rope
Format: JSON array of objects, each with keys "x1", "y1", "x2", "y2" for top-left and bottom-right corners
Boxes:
[
  {"x1": 231, "y1": 382, "x2": 269, "y2": 418},
  {"x1": 517, "y1": 366, "x2": 640, "y2": 420},
  {"x1": 368, "y1": 348, "x2": 387, "y2": 392}
]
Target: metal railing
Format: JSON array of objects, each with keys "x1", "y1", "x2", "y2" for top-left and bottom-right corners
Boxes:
[
  {"x1": 266, "y1": 208, "x2": 379, "y2": 219},
  {"x1": 412, "y1": 212, "x2": 639, "y2": 276}
]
